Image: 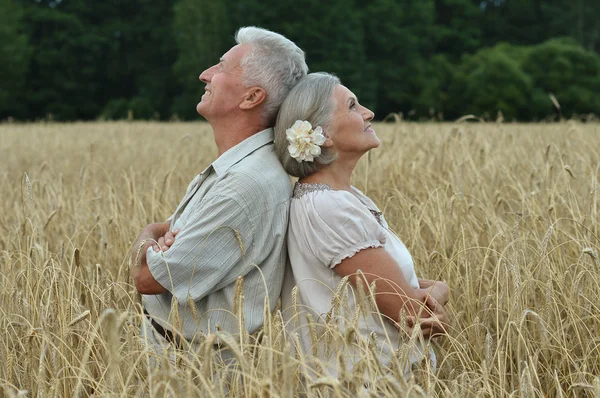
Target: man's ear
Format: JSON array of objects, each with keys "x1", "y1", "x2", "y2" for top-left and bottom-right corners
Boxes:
[{"x1": 240, "y1": 87, "x2": 267, "y2": 110}]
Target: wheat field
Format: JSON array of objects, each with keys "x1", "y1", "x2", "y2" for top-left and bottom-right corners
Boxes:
[{"x1": 1, "y1": 121, "x2": 599, "y2": 397}]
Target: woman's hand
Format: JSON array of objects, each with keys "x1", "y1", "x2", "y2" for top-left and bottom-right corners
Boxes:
[
  {"x1": 406, "y1": 296, "x2": 450, "y2": 338},
  {"x1": 419, "y1": 279, "x2": 450, "y2": 307}
]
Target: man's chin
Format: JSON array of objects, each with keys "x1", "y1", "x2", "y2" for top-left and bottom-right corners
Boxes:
[{"x1": 196, "y1": 102, "x2": 206, "y2": 117}]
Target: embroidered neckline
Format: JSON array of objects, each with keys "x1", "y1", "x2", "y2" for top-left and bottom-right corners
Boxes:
[
  {"x1": 292, "y1": 182, "x2": 385, "y2": 227},
  {"x1": 292, "y1": 182, "x2": 333, "y2": 198}
]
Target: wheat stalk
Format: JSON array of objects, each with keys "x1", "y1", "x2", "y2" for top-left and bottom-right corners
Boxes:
[{"x1": 1, "y1": 121, "x2": 599, "y2": 396}]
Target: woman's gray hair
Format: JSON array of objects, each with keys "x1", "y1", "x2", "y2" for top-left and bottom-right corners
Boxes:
[
  {"x1": 274, "y1": 72, "x2": 340, "y2": 178},
  {"x1": 235, "y1": 27, "x2": 308, "y2": 125}
]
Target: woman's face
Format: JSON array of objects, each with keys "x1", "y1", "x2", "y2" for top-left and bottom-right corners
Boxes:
[{"x1": 325, "y1": 84, "x2": 378, "y2": 158}]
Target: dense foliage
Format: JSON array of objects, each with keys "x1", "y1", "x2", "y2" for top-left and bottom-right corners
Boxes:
[{"x1": 1, "y1": 0, "x2": 599, "y2": 121}]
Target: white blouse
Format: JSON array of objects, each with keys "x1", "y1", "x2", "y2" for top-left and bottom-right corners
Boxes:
[{"x1": 281, "y1": 182, "x2": 434, "y2": 378}]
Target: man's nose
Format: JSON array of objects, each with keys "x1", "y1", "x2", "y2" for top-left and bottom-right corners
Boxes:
[{"x1": 199, "y1": 64, "x2": 217, "y2": 83}]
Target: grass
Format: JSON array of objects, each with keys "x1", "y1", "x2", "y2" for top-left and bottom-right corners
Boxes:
[{"x1": 0, "y1": 121, "x2": 599, "y2": 397}]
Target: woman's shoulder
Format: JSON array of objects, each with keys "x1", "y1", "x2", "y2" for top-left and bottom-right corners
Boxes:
[
  {"x1": 289, "y1": 182, "x2": 387, "y2": 268},
  {"x1": 349, "y1": 186, "x2": 381, "y2": 211},
  {"x1": 291, "y1": 182, "x2": 384, "y2": 228}
]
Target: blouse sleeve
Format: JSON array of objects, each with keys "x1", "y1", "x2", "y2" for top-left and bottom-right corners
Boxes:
[{"x1": 290, "y1": 190, "x2": 387, "y2": 268}]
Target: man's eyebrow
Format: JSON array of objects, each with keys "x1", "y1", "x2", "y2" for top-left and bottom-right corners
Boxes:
[
  {"x1": 347, "y1": 96, "x2": 357, "y2": 104},
  {"x1": 219, "y1": 57, "x2": 225, "y2": 64}
]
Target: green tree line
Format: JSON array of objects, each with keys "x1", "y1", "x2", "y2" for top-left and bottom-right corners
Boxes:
[{"x1": 1, "y1": 0, "x2": 599, "y2": 122}]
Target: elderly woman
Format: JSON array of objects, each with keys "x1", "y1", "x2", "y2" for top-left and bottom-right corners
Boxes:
[{"x1": 274, "y1": 73, "x2": 450, "y2": 377}]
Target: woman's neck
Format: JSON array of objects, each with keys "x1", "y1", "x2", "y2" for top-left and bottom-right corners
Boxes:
[{"x1": 299, "y1": 155, "x2": 360, "y2": 192}]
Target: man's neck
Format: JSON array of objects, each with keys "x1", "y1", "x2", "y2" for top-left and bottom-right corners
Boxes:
[{"x1": 210, "y1": 117, "x2": 268, "y2": 157}]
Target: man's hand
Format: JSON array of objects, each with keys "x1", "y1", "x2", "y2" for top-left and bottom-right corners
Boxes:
[
  {"x1": 419, "y1": 279, "x2": 450, "y2": 307},
  {"x1": 130, "y1": 222, "x2": 171, "y2": 295},
  {"x1": 153, "y1": 229, "x2": 180, "y2": 252}
]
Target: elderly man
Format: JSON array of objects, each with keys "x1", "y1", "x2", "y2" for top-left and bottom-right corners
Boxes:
[{"x1": 130, "y1": 27, "x2": 308, "y2": 351}]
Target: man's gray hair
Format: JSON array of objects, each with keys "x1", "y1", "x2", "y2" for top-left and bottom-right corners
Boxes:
[
  {"x1": 274, "y1": 73, "x2": 339, "y2": 178},
  {"x1": 235, "y1": 27, "x2": 308, "y2": 125}
]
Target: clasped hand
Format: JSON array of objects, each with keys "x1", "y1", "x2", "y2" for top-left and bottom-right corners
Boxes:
[
  {"x1": 404, "y1": 279, "x2": 450, "y2": 338},
  {"x1": 152, "y1": 229, "x2": 179, "y2": 253}
]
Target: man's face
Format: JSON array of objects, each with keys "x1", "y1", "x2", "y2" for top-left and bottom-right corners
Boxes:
[{"x1": 196, "y1": 44, "x2": 251, "y2": 121}]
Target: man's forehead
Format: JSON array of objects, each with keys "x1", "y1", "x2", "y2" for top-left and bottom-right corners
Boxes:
[{"x1": 222, "y1": 43, "x2": 251, "y2": 63}]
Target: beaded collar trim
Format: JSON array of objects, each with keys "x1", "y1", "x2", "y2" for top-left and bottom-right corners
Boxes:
[
  {"x1": 292, "y1": 182, "x2": 333, "y2": 198},
  {"x1": 292, "y1": 182, "x2": 384, "y2": 227}
]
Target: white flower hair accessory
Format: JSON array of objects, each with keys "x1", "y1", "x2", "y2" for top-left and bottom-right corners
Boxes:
[{"x1": 286, "y1": 120, "x2": 326, "y2": 162}]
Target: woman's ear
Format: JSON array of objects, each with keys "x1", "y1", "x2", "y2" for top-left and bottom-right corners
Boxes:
[
  {"x1": 240, "y1": 87, "x2": 267, "y2": 110},
  {"x1": 322, "y1": 130, "x2": 334, "y2": 148}
]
